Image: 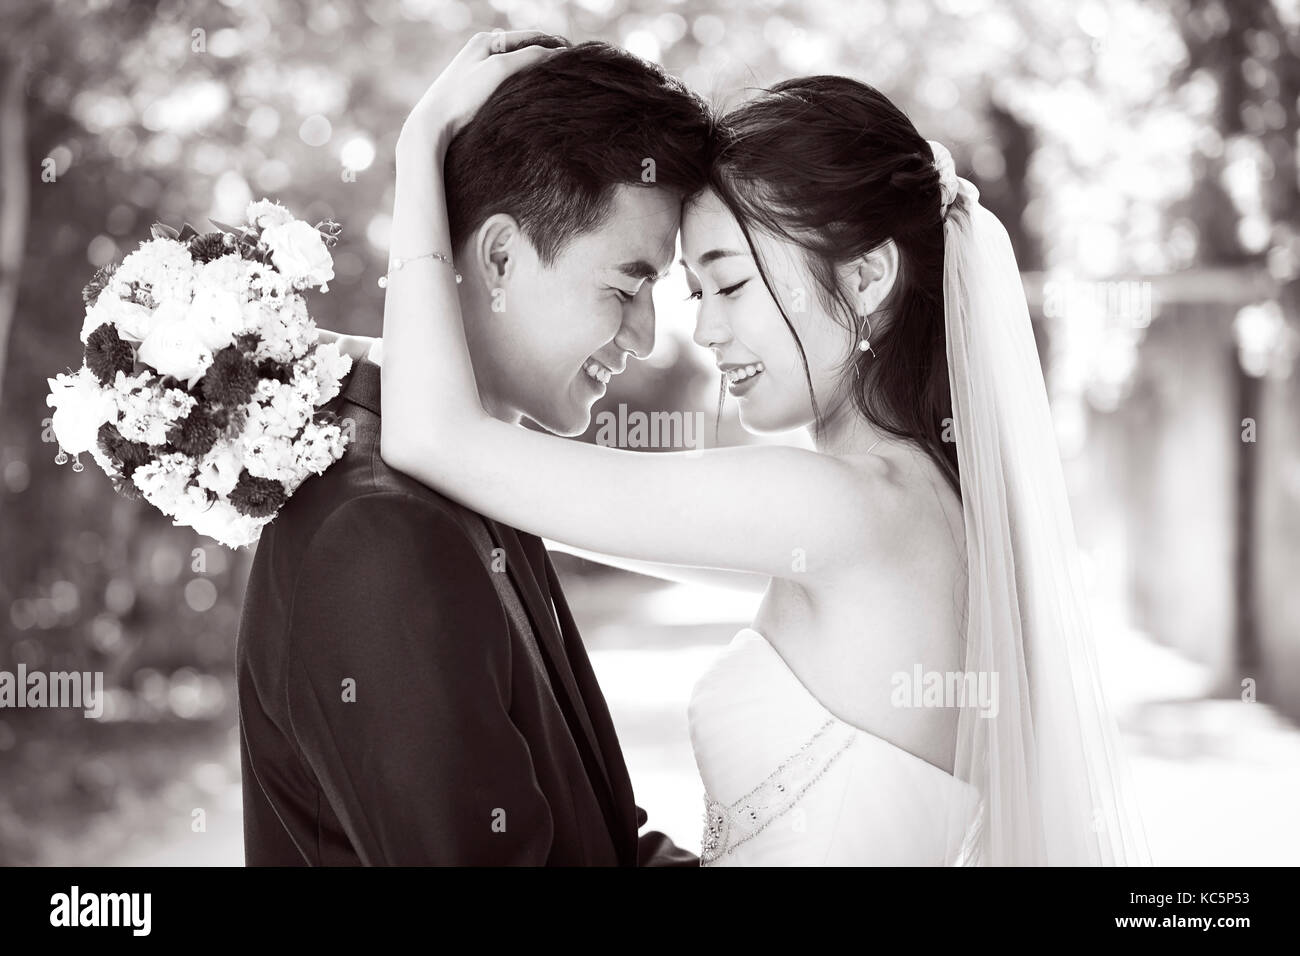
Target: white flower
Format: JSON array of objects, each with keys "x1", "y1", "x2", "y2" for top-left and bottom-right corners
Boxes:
[
  {"x1": 170, "y1": 484, "x2": 214, "y2": 525},
  {"x1": 114, "y1": 238, "x2": 197, "y2": 306},
  {"x1": 46, "y1": 368, "x2": 114, "y2": 455},
  {"x1": 248, "y1": 294, "x2": 313, "y2": 363},
  {"x1": 245, "y1": 260, "x2": 291, "y2": 301},
  {"x1": 202, "y1": 254, "x2": 257, "y2": 301},
  {"x1": 174, "y1": 490, "x2": 265, "y2": 548},
  {"x1": 295, "y1": 419, "x2": 349, "y2": 476},
  {"x1": 261, "y1": 220, "x2": 334, "y2": 289},
  {"x1": 186, "y1": 282, "x2": 245, "y2": 352},
  {"x1": 241, "y1": 410, "x2": 297, "y2": 482},
  {"x1": 131, "y1": 453, "x2": 195, "y2": 516},
  {"x1": 196, "y1": 440, "x2": 243, "y2": 496},
  {"x1": 242, "y1": 381, "x2": 311, "y2": 483},
  {"x1": 110, "y1": 372, "x2": 191, "y2": 446},
  {"x1": 80, "y1": 294, "x2": 159, "y2": 345},
  {"x1": 306, "y1": 341, "x2": 352, "y2": 405},
  {"x1": 158, "y1": 387, "x2": 197, "y2": 424},
  {"x1": 246, "y1": 199, "x2": 295, "y2": 231},
  {"x1": 137, "y1": 312, "x2": 213, "y2": 388}
]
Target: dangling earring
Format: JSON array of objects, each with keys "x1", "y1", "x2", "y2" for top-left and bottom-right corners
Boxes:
[
  {"x1": 857, "y1": 312, "x2": 876, "y2": 358},
  {"x1": 852, "y1": 311, "x2": 877, "y2": 384}
]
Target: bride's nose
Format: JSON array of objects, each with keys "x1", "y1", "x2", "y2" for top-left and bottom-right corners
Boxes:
[{"x1": 692, "y1": 301, "x2": 731, "y2": 350}]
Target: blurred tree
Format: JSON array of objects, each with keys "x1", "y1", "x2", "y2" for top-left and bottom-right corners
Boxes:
[
  {"x1": 0, "y1": 47, "x2": 28, "y2": 407},
  {"x1": 1169, "y1": 0, "x2": 1299, "y2": 680}
]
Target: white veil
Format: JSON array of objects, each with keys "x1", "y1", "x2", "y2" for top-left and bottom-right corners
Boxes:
[{"x1": 935, "y1": 165, "x2": 1151, "y2": 865}]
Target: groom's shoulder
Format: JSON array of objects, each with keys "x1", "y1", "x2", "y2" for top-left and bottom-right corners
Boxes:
[{"x1": 256, "y1": 419, "x2": 484, "y2": 564}]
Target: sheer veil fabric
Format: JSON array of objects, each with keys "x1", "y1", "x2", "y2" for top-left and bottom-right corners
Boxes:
[{"x1": 940, "y1": 179, "x2": 1151, "y2": 865}]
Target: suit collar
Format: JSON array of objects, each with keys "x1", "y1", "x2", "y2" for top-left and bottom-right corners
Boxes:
[{"x1": 339, "y1": 358, "x2": 382, "y2": 417}]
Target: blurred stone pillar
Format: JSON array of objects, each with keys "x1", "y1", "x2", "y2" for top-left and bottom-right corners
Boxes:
[
  {"x1": 1126, "y1": 300, "x2": 1237, "y2": 680},
  {"x1": 1251, "y1": 326, "x2": 1300, "y2": 721}
]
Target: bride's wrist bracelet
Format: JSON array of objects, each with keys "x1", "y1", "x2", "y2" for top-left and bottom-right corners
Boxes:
[{"x1": 377, "y1": 250, "x2": 462, "y2": 288}]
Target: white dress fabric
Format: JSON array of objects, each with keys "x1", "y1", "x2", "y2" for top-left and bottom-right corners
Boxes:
[{"x1": 689, "y1": 628, "x2": 984, "y2": 866}]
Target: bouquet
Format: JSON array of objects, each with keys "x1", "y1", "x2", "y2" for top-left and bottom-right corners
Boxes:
[{"x1": 45, "y1": 199, "x2": 354, "y2": 549}]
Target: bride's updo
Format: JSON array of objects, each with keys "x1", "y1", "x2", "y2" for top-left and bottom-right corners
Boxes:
[{"x1": 707, "y1": 77, "x2": 959, "y2": 493}]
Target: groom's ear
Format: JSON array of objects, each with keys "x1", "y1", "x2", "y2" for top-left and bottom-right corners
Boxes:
[{"x1": 474, "y1": 213, "x2": 523, "y2": 285}]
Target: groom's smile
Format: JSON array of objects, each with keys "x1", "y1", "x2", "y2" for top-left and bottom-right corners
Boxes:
[
  {"x1": 581, "y1": 354, "x2": 622, "y2": 389},
  {"x1": 472, "y1": 183, "x2": 681, "y2": 437}
]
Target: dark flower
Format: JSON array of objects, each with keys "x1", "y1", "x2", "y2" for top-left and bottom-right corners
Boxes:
[
  {"x1": 166, "y1": 404, "x2": 220, "y2": 457},
  {"x1": 199, "y1": 345, "x2": 259, "y2": 406},
  {"x1": 188, "y1": 231, "x2": 232, "y2": 263},
  {"x1": 211, "y1": 405, "x2": 248, "y2": 439},
  {"x1": 97, "y1": 421, "x2": 152, "y2": 483},
  {"x1": 84, "y1": 323, "x2": 136, "y2": 385},
  {"x1": 82, "y1": 263, "x2": 117, "y2": 307},
  {"x1": 256, "y1": 357, "x2": 291, "y2": 383},
  {"x1": 229, "y1": 469, "x2": 286, "y2": 518},
  {"x1": 110, "y1": 475, "x2": 144, "y2": 500}
]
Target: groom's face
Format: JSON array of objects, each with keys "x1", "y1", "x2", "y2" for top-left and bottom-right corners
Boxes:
[{"x1": 472, "y1": 185, "x2": 681, "y2": 436}]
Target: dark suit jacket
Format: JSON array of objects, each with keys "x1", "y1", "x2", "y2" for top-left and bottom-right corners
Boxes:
[{"x1": 236, "y1": 359, "x2": 695, "y2": 866}]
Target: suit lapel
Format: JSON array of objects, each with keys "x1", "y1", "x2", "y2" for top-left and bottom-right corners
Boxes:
[
  {"x1": 537, "y1": 544, "x2": 640, "y2": 861},
  {"x1": 515, "y1": 533, "x2": 616, "y2": 788},
  {"x1": 482, "y1": 518, "x2": 628, "y2": 855}
]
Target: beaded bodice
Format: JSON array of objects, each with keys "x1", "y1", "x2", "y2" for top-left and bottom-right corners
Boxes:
[{"x1": 688, "y1": 629, "x2": 984, "y2": 866}]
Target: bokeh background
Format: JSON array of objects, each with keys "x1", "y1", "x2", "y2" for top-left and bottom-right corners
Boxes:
[{"x1": 1, "y1": 0, "x2": 1298, "y2": 865}]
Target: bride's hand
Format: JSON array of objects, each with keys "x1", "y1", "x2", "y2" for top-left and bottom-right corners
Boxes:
[
  {"x1": 398, "y1": 30, "x2": 564, "y2": 155},
  {"x1": 315, "y1": 328, "x2": 375, "y2": 364}
]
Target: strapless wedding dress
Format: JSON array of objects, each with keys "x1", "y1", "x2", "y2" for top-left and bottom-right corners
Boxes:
[{"x1": 688, "y1": 628, "x2": 985, "y2": 866}]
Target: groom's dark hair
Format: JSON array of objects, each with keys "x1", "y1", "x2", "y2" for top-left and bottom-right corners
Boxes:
[{"x1": 445, "y1": 37, "x2": 714, "y2": 264}]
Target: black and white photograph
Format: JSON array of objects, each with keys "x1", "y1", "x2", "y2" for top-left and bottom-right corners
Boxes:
[{"x1": 0, "y1": 0, "x2": 1295, "y2": 922}]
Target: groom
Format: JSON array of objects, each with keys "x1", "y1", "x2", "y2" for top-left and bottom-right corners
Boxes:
[{"x1": 236, "y1": 39, "x2": 713, "y2": 864}]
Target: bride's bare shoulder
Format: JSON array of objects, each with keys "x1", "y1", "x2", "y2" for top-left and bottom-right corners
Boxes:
[{"x1": 839, "y1": 441, "x2": 965, "y2": 564}]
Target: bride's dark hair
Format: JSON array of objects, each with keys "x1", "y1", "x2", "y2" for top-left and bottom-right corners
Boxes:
[{"x1": 705, "y1": 76, "x2": 959, "y2": 494}]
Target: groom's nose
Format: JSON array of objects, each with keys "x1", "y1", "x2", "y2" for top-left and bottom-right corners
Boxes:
[{"x1": 613, "y1": 289, "x2": 656, "y2": 360}]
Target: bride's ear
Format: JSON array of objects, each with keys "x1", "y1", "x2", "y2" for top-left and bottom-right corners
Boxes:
[
  {"x1": 847, "y1": 239, "x2": 900, "y2": 315},
  {"x1": 473, "y1": 213, "x2": 522, "y2": 286}
]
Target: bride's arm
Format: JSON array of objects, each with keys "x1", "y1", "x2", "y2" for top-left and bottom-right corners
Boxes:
[
  {"x1": 541, "y1": 539, "x2": 769, "y2": 595},
  {"x1": 381, "y1": 37, "x2": 902, "y2": 580}
]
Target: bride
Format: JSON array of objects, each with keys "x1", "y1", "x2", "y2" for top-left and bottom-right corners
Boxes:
[{"x1": 339, "y1": 32, "x2": 1150, "y2": 865}]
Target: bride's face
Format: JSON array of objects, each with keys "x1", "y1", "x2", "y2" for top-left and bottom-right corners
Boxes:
[{"x1": 681, "y1": 189, "x2": 853, "y2": 434}]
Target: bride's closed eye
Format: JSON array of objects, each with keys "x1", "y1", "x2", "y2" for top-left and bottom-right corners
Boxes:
[{"x1": 685, "y1": 278, "x2": 751, "y2": 302}]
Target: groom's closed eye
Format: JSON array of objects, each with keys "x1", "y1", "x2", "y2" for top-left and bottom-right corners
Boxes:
[
  {"x1": 616, "y1": 260, "x2": 670, "y2": 283},
  {"x1": 610, "y1": 260, "x2": 670, "y2": 302}
]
